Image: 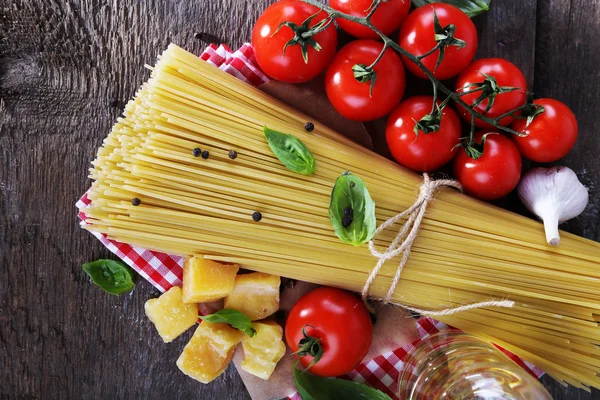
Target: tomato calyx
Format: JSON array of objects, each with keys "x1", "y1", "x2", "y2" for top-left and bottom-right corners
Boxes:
[
  {"x1": 272, "y1": 11, "x2": 332, "y2": 64},
  {"x1": 461, "y1": 73, "x2": 521, "y2": 115},
  {"x1": 413, "y1": 96, "x2": 452, "y2": 138},
  {"x1": 293, "y1": 324, "x2": 324, "y2": 371},
  {"x1": 352, "y1": 63, "x2": 377, "y2": 97},
  {"x1": 413, "y1": 105, "x2": 443, "y2": 137},
  {"x1": 454, "y1": 132, "x2": 498, "y2": 160},
  {"x1": 431, "y1": 10, "x2": 467, "y2": 72},
  {"x1": 521, "y1": 94, "x2": 546, "y2": 127}
]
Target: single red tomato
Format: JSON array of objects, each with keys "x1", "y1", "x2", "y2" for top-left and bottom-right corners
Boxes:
[
  {"x1": 252, "y1": 0, "x2": 337, "y2": 83},
  {"x1": 325, "y1": 40, "x2": 406, "y2": 121},
  {"x1": 398, "y1": 3, "x2": 477, "y2": 80},
  {"x1": 510, "y1": 98, "x2": 578, "y2": 162},
  {"x1": 453, "y1": 132, "x2": 522, "y2": 200},
  {"x1": 455, "y1": 58, "x2": 527, "y2": 128},
  {"x1": 285, "y1": 287, "x2": 372, "y2": 377},
  {"x1": 386, "y1": 96, "x2": 462, "y2": 172},
  {"x1": 330, "y1": 0, "x2": 411, "y2": 39}
]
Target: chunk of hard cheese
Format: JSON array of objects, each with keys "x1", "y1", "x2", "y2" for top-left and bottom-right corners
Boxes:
[
  {"x1": 241, "y1": 320, "x2": 286, "y2": 380},
  {"x1": 144, "y1": 286, "x2": 198, "y2": 343},
  {"x1": 182, "y1": 256, "x2": 239, "y2": 303},
  {"x1": 176, "y1": 321, "x2": 244, "y2": 383},
  {"x1": 224, "y1": 272, "x2": 280, "y2": 321}
]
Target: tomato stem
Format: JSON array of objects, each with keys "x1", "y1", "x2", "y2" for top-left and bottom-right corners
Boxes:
[
  {"x1": 300, "y1": 0, "x2": 533, "y2": 138},
  {"x1": 365, "y1": 0, "x2": 382, "y2": 19},
  {"x1": 366, "y1": 42, "x2": 388, "y2": 70},
  {"x1": 431, "y1": 81, "x2": 439, "y2": 114},
  {"x1": 416, "y1": 41, "x2": 442, "y2": 61}
]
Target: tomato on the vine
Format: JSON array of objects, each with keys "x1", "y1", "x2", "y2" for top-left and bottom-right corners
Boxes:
[
  {"x1": 386, "y1": 96, "x2": 462, "y2": 172},
  {"x1": 285, "y1": 287, "x2": 372, "y2": 377},
  {"x1": 398, "y1": 3, "x2": 477, "y2": 80},
  {"x1": 455, "y1": 58, "x2": 527, "y2": 128},
  {"x1": 325, "y1": 40, "x2": 406, "y2": 121},
  {"x1": 453, "y1": 132, "x2": 522, "y2": 200},
  {"x1": 252, "y1": 0, "x2": 337, "y2": 83},
  {"x1": 510, "y1": 98, "x2": 578, "y2": 163},
  {"x1": 330, "y1": 0, "x2": 411, "y2": 39}
]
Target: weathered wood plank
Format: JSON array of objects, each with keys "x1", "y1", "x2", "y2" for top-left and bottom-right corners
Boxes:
[{"x1": 533, "y1": 1, "x2": 600, "y2": 398}]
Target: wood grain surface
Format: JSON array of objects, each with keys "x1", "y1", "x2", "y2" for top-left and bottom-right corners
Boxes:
[{"x1": 1, "y1": 0, "x2": 599, "y2": 399}]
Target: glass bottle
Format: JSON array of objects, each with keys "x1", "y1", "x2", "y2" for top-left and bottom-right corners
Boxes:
[{"x1": 398, "y1": 332, "x2": 552, "y2": 400}]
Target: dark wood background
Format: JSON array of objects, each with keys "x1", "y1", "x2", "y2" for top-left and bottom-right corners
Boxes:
[{"x1": 1, "y1": 0, "x2": 599, "y2": 399}]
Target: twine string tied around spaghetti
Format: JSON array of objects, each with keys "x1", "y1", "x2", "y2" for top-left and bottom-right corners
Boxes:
[{"x1": 362, "y1": 173, "x2": 515, "y2": 316}]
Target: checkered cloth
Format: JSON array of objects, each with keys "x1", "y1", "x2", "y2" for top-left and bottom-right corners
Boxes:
[{"x1": 77, "y1": 43, "x2": 543, "y2": 399}]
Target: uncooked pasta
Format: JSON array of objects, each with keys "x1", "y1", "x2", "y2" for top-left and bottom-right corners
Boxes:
[{"x1": 80, "y1": 44, "x2": 600, "y2": 390}]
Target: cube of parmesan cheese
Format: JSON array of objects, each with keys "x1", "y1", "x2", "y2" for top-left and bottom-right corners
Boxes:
[
  {"x1": 224, "y1": 272, "x2": 280, "y2": 321},
  {"x1": 241, "y1": 320, "x2": 286, "y2": 380},
  {"x1": 144, "y1": 286, "x2": 198, "y2": 343},
  {"x1": 182, "y1": 257, "x2": 239, "y2": 303},
  {"x1": 176, "y1": 321, "x2": 244, "y2": 384}
]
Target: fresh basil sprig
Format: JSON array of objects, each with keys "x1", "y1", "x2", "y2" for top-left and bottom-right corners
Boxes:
[
  {"x1": 293, "y1": 367, "x2": 392, "y2": 400},
  {"x1": 412, "y1": 0, "x2": 491, "y2": 18},
  {"x1": 200, "y1": 309, "x2": 256, "y2": 337},
  {"x1": 264, "y1": 126, "x2": 316, "y2": 175},
  {"x1": 329, "y1": 171, "x2": 376, "y2": 246},
  {"x1": 82, "y1": 259, "x2": 135, "y2": 295}
]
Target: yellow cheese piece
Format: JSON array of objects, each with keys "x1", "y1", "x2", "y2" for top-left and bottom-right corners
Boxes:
[
  {"x1": 182, "y1": 256, "x2": 239, "y2": 303},
  {"x1": 224, "y1": 272, "x2": 280, "y2": 321},
  {"x1": 241, "y1": 320, "x2": 286, "y2": 380},
  {"x1": 144, "y1": 286, "x2": 198, "y2": 343},
  {"x1": 176, "y1": 321, "x2": 244, "y2": 384}
]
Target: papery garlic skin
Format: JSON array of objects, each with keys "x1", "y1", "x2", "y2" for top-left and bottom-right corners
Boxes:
[{"x1": 518, "y1": 167, "x2": 589, "y2": 246}]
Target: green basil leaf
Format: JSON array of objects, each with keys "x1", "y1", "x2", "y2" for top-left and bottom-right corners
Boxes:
[
  {"x1": 293, "y1": 368, "x2": 392, "y2": 400},
  {"x1": 329, "y1": 171, "x2": 376, "y2": 246},
  {"x1": 199, "y1": 309, "x2": 256, "y2": 337},
  {"x1": 411, "y1": 0, "x2": 491, "y2": 17},
  {"x1": 82, "y1": 259, "x2": 135, "y2": 295},
  {"x1": 264, "y1": 126, "x2": 316, "y2": 175}
]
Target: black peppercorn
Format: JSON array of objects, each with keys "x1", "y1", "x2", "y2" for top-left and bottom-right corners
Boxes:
[
  {"x1": 343, "y1": 207, "x2": 353, "y2": 217},
  {"x1": 192, "y1": 147, "x2": 201, "y2": 157},
  {"x1": 342, "y1": 215, "x2": 353, "y2": 228},
  {"x1": 201, "y1": 150, "x2": 209, "y2": 159},
  {"x1": 304, "y1": 121, "x2": 315, "y2": 132},
  {"x1": 252, "y1": 211, "x2": 262, "y2": 221},
  {"x1": 228, "y1": 150, "x2": 238, "y2": 160},
  {"x1": 131, "y1": 198, "x2": 141, "y2": 206}
]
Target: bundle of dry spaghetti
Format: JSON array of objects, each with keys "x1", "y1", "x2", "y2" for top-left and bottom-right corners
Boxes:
[{"x1": 81, "y1": 44, "x2": 600, "y2": 390}]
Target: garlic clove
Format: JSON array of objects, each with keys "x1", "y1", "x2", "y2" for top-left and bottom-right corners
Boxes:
[{"x1": 518, "y1": 167, "x2": 589, "y2": 246}]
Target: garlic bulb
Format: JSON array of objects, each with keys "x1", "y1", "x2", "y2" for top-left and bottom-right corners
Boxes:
[{"x1": 518, "y1": 167, "x2": 589, "y2": 246}]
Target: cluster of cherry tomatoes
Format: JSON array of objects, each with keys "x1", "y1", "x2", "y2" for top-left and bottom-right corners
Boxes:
[{"x1": 252, "y1": 0, "x2": 578, "y2": 201}]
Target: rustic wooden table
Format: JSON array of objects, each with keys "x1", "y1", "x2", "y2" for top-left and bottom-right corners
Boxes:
[{"x1": 1, "y1": 0, "x2": 599, "y2": 399}]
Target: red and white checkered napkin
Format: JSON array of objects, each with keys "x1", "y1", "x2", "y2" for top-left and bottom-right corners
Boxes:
[{"x1": 77, "y1": 43, "x2": 543, "y2": 399}]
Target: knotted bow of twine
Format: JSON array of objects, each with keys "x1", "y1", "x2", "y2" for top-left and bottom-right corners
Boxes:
[{"x1": 362, "y1": 174, "x2": 514, "y2": 316}]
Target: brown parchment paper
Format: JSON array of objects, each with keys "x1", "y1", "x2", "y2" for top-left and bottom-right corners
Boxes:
[{"x1": 231, "y1": 81, "x2": 419, "y2": 400}]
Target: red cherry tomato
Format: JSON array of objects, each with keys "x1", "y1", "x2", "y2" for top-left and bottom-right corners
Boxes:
[
  {"x1": 330, "y1": 0, "x2": 411, "y2": 39},
  {"x1": 398, "y1": 3, "x2": 477, "y2": 80},
  {"x1": 510, "y1": 98, "x2": 578, "y2": 162},
  {"x1": 252, "y1": 0, "x2": 337, "y2": 83},
  {"x1": 285, "y1": 287, "x2": 372, "y2": 377},
  {"x1": 386, "y1": 96, "x2": 462, "y2": 172},
  {"x1": 325, "y1": 40, "x2": 406, "y2": 121},
  {"x1": 453, "y1": 132, "x2": 522, "y2": 200},
  {"x1": 455, "y1": 58, "x2": 527, "y2": 128}
]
